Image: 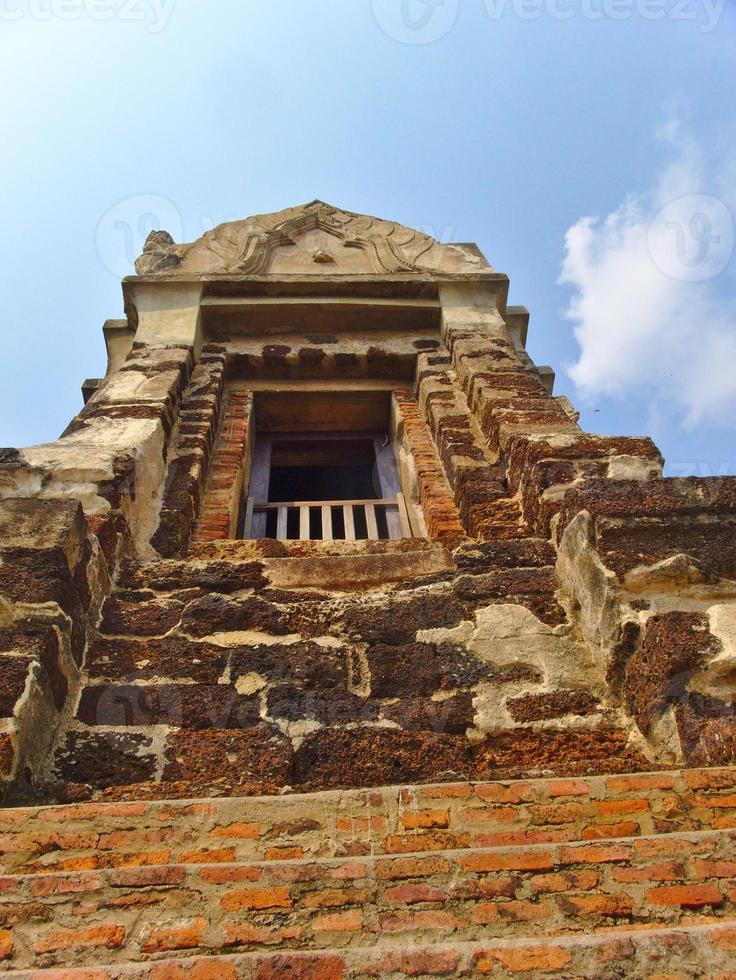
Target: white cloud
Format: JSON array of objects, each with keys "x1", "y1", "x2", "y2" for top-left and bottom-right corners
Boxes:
[{"x1": 561, "y1": 127, "x2": 736, "y2": 429}]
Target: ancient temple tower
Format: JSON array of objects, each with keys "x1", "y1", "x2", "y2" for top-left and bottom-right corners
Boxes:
[{"x1": 0, "y1": 201, "x2": 734, "y2": 975}]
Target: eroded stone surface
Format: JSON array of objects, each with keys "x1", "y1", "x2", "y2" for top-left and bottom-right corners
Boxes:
[
  {"x1": 0, "y1": 203, "x2": 733, "y2": 979},
  {"x1": 0, "y1": 200, "x2": 733, "y2": 807}
]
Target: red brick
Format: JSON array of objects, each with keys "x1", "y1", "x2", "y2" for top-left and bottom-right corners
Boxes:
[
  {"x1": 547, "y1": 778, "x2": 590, "y2": 797},
  {"x1": 456, "y1": 805, "x2": 519, "y2": 825},
  {"x1": 384, "y1": 882, "x2": 446, "y2": 904},
  {"x1": 420, "y1": 784, "x2": 472, "y2": 799},
  {"x1": 401, "y1": 809, "x2": 450, "y2": 830},
  {"x1": 302, "y1": 887, "x2": 375, "y2": 909},
  {"x1": 327, "y1": 862, "x2": 366, "y2": 881},
  {"x1": 694, "y1": 859, "x2": 736, "y2": 879},
  {"x1": 97, "y1": 829, "x2": 171, "y2": 849},
  {"x1": 530, "y1": 870, "x2": 600, "y2": 893},
  {"x1": 594, "y1": 798, "x2": 650, "y2": 817},
  {"x1": 475, "y1": 782, "x2": 535, "y2": 804},
  {"x1": 380, "y1": 909, "x2": 465, "y2": 933},
  {"x1": 377, "y1": 855, "x2": 451, "y2": 880},
  {"x1": 581, "y1": 820, "x2": 640, "y2": 840},
  {"x1": 142, "y1": 918, "x2": 207, "y2": 953},
  {"x1": 611, "y1": 861, "x2": 684, "y2": 883},
  {"x1": 693, "y1": 794, "x2": 736, "y2": 810},
  {"x1": 384, "y1": 832, "x2": 470, "y2": 853},
  {"x1": 39, "y1": 801, "x2": 148, "y2": 822},
  {"x1": 223, "y1": 922, "x2": 301, "y2": 947},
  {"x1": 35, "y1": 924, "x2": 126, "y2": 954},
  {"x1": 558, "y1": 842, "x2": 632, "y2": 864},
  {"x1": 312, "y1": 909, "x2": 363, "y2": 933},
  {"x1": 684, "y1": 770, "x2": 736, "y2": 791},
  {"x1": 264, "y1": 846, "x2": 304, "y2": 861},
  {"x1": 253, "y1": 954, "x2": 345, "y2": 980},
  {"x1": 335, "y1": 816, "x2": 386, "y2": 833},
  {"x1": 200, "y1": 866, "x2": 262, "y2": 885},
  {"x1": 635, "y1": 837, "x2": 695, "y2": 858},
  {"x1": 31, "y1": 873, "x2": 102, "y2": 897},
  {"x1": 452, "y1": 874, "x2": 519, "y2": 901},
  {"x1": 714, "y1": 815, "x2": 736, "y2": 830},
  {"x1": 460, "y1": 848, "x2": 555, "y2": 873},
  {"x1": 596, "y1": 937, "x2": 635, "y2": 962},
  {"x1": 220, "y1": 886, "x2": 292, "y2": 911},
  {"x1": 606, "y1": 773, "x2": 675, "y2": 793},
  {"x1": 530, "y1": 802, "x2": 586, "y2": 825},
  {"x1": 473, "y1": 899, "x2": 549, "y2": 923},
  {"x1": 565, "y1": 893, "x2": 634, "y2": 917},
  {"x1": 376, "y1": 949, "x2": 460, "y2": 976},
  {"x1": 711, "y1": 926, "x2": 736, "y2": 950},
  {"x1": 647, "y1": 883, "x2": 723, "y2": 907},
  {"x1": 474, "y1": 945, "x2": 572, "y2": 973}
]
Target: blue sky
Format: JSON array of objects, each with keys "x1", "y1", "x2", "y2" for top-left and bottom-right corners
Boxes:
[{"x1": 1, "y1": 0, "x2": 734, "y2": 476}]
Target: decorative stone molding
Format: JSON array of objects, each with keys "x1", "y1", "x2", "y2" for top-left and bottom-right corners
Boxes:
[{"x1": 134, "y1": 200, "x2": 492, "y2": 278}]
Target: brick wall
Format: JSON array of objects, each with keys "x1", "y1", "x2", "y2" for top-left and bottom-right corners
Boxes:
[
  {"x1": 393, "y1": 390, "x2": 465, "y2": 547},
  {"x1": 190, "y1": 390, "x2": 254, "y2": 545}
]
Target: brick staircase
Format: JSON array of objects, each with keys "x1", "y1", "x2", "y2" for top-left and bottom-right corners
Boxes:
[{"x1": 0, "y1": 766, "x2": 735, "y2": 976}]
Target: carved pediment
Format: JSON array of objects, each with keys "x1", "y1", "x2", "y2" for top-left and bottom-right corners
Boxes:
[{"x1": 135, "y1": 201, "x2": 492, "y2": 277}]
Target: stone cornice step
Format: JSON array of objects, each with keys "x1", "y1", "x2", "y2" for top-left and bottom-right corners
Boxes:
[
  {"x1": 1, "y1": 766, "x2": 734, "y2": 875},
  {"x1": 0, "y1": 828, "x2": 734, "y2": 969},
  {"x1": 1, "y1": 923, "x2": 736, "y2": 978}
]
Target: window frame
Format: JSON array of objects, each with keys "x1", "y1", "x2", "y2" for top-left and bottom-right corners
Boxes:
[{"x1": 241, "y1": 429, "x2": 408, "y2": 541}]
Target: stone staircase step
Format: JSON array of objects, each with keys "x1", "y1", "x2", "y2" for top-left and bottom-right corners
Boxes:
[
  {"x1": 0, "y1": 829, "x2": 734, "y2": 968},
  {"x1": 1, "y1": 767, "x2": 734, "y2": 876},
  {"x1": 2, "y1": 923, "x2": 736, "y2": 978}
]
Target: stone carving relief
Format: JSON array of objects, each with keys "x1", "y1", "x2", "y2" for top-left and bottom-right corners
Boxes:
[
  {"x1": 134, "y1": 200, "x2": 491, "y2": 277},
  {"x1": 134, "y1": 230, "x2": 182, "y2": 275}
]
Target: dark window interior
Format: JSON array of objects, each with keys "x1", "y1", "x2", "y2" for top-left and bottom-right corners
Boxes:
[
  {"x1": 267, "y1": 438, "x2": 381, "y2": 503},
  {"x1": 243, "y1": 423, "x2": 406, "y2": 541}
]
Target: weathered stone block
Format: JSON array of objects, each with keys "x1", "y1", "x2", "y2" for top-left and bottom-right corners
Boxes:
[
  {"x1": 675, "y1": 693, "x2": 736, "y2": 766},
  {"x1": 341, "y1": 590, "x2": 467, "y2": 646},
  {"x1": 452, "y1": 539, "x2": 556, "y2": 573},
  {"x1": 382, "y1": 694, "x2": 474, "y2": 734},
  {"x1": 231, "y1": 641, "x2": 346, "y2": 690},
  {"x1": 474, "y1": 729, "x2": 647, "y2": 779},
  {"x1": 100, "y1": 595, "x2": 184, "y2": 636},
  {"x1": 163, "y1": 727, "x2": 292, "y2": 790},
  {"x1": 623, "y1": 613, "x2": 720, "y2": 737},
  {"x1": 506, "y1": 690, "x2": 601, "y2": 722},
  {"x1": 122, "y1": 559, "x2": 267, "y2": 593},
  {"x1": 453, "y1": 568, "x2": 566, "y2": 627},
  {"x1": 0, "y1": 655, "x2": 33, "y2": 717},
  {"x1": 52, "y1": 731, "x2": 156, "y2": 788},
  {"x1": 0, "y1": 626, "x2": 67, "y2": 710},
  {"x1": 77, "y1": 684, "x2": 261, "y2": 729},
  {"x1": 0, "y1": 498, "x2": 92, "y2": 661},
  {"x1": 293, "y1": 727, "x2": 471, "y2": 789},
  {"x1": 266, "y1": 686, "x2": 378, "y2": 725},
  {"x1": 179, "y1": 594, "x2": 290, "y2": 638},
  {"x1": 86, "y1": 636, "x2": 228, "y2": 683},
  {"x1": 557, "y1": 478, "x2": 736, "y2": 581}
]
